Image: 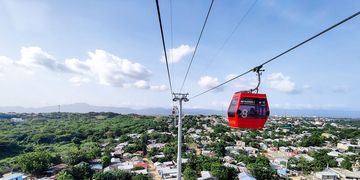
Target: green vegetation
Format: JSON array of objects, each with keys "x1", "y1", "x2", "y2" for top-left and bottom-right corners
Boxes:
[
  {"x1": 299, "y1": 132, "x2": 325, "y2": 147},
  {"x1": 1, "y1": 113, "x2": 359, "y2": 179},
  {"x1": 288, "y1": 150, "x2": 339, "y2": 174},
  {"x1": 247, "y1": 155, "x2": 278, "y2": 179},
  {"x1": 183, "y1": 153, "x2": 237, "y2": 180},
  {"x1": 184, "y1": 166, "x2": 196, "y2": 180},
  {"x1": 340, "y1": 157, "x2": 352, "y2": 170},
  {"x1": 0, "y1": 112, "x2": 163, "y2": 178},
  {"x1": 17, "y1": 152, "x2": 52, "y2": 175}
]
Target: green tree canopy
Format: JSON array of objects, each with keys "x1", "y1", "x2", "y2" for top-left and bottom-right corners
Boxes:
[
  {"x1": 17, "y1": 151, "x2": 52, "y2": 176},
  {"x1": 184, "y1": 166, "x2": 196, "y2": 180},
  {"x1": 341, "y1": 157, "x2": 352, "y2": 170}
]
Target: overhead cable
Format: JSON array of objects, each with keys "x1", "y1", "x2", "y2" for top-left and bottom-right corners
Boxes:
[
  {"x1": 179, "y1": 0, "x2": 215, "y2": 92},
  {"x1": 202, "y1": 0, "x2": 258, "y2": 75},
  {"x1": 190, "y1": 10, "x2": 360, "y2": 99},
  {"x1": 155, "y1": 0, "x2": 174, "y2": 95}
]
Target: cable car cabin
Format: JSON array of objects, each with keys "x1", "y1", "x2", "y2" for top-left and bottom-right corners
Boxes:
[{"x1": 227, "y1": 92, "x2": 270, "y2": 129}]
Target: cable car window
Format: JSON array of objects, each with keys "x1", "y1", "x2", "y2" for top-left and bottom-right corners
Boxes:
[
  {"x1": 227, "y1": 97, "x2": 238, "y2": 117},
  {"x1": 239, "y1": 98, "x2": 267, "y2": 118}
]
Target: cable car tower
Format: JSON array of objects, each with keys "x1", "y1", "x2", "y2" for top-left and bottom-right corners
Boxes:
[{"x1": 172, "y1": 93, "x2": 188, "y2": 180}]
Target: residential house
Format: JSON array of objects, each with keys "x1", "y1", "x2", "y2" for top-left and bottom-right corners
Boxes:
[
  {"x1": 45, "y1": 164, "x2": 67, "y2": 176},
  {"x1": 314, "y1": 168, "x2": 339, "y2": 180},
  {"x1": 127, "y1": 133, "x2": 140, "y2": 139},
  {"x1": 223, "y1": 163, "x2": 238, "y2": 170},
  {"x1": 158, "y1": 168, "x2": 177, "y2": 179},
  {"x1": 147, "y1": 143, "x2": 166, "y2": 151},
  {"x1": 337, "y1": 141, "x2": 360, "y2": 152},
  {"x1": 327, "y1": 151, "x2": 341, "y2": 157},
  {"x1": 238, "y1": 172, "x2": 256, "y2": 180},
  {"x1": 330, "y1": 168, "x2": 360, "y2": 179},
  {"x1": 202, "y1": 150, "x2": 216, "y2": 157},
  {"x1": 197, "y1": 171, "x2": 216, "y2": 180},
  {"x1": 243, "y1": 147, "x2": 258, "y2": 155},
  {"x1": 111, "y1": 158, "x2": 121, "y2": 163},
  {"x1": 1, "y1": 173, "x2": 27, "y2": 180},
  {"x1": 294, "y1": 154, "x2": 314, "y2": 162},
  {"x1": 195, "y1": 129, "x2": 202, "y2": 134},
  {"x1": 223, "y1": 156, "x2": 236, "y2": 164},
  {"x1": 90, "y1": 163, "x2": 102, "y2": 172},
  {"x1": 133, "y1": 169, "x2": 148, "y2": 175},
  {"x1": 259, "y1": 143, "x2": 268, "y2": 150},
  {"x1": 147, "y1": 129, "x2": 155, "y2": 134},
  {"x1": 236, "y1": 141, "x2": 246, "y2": 148}
]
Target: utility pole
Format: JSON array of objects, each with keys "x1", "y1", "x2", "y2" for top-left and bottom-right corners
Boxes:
[{"x1": 173, "y1": 93, "x2": 188, "y2": 180}]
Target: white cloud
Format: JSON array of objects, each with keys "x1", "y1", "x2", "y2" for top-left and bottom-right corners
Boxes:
[
  {"x1": 69, "y1": 76, "x2": 91, "y2": 86},
  {"x1": 267, "y1": 72, "x2": 296, "y2": 93},
  {"x1": 161, "y1": 44, "x2": 194, "y2": 64},
  {"x1": 18, "y1": 47, "x2": 68, "y2": 72},
  {"x1": 124, "y1": 80, "x2": 167, "y2": 91},
  {"x1": 0, "y1": 56, "x2": 13, "y2": 65},
  {"x1": 133, "y1": 80, "x2": 150, "y2": 89},
  {"x1": 0, "y1": 55, "x2": 35, "y2": 75},
  {"x1": 65, "y1": 58, "x2": 90, "y2": 74},
  {"x1": 198, "y1": 76, "x2": 223, "y2": 92},
  {"x1": 0, "y1": 56, "x2": 14, "y2": 75},
  {"x1": 150, "y1": 85, "x2": 168, "y2": 91},
  {"x1": 0, "y1": 47, "x2": 156, "y2": 90},
  {"x1": 65, "y1": 49, "x2": 151, "y2": 87}
]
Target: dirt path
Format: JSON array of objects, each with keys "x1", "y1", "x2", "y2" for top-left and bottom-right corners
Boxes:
[{"x1": 144, "y1": 157, "x2": 161, "y2": 180}]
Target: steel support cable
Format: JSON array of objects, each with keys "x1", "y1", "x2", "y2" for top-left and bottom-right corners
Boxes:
[
  {"x1": 155, "y1": 0, "x2": 174, "y2": 95},
  {"x1": 190, "y1": 10, "x2": 360, "y2": 99},
  {"x1": 179, "y1": 0, "x2": 215, "y2": 93},
  {"x1": 201, "y1": 0, "x2": 258, "y2": 75},
  {"x1": 170, "y1": 0, "x2": 174, "y2": 86},
  {"x1": 170, "y1": 0, "x2": 175, "y2": 106}
]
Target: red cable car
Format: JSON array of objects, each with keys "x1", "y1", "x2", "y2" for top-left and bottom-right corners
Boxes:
[{"x1": 227, "y1": 91, "x2": 270, "y2": 129}]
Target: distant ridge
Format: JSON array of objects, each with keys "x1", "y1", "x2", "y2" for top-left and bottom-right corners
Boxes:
[
  {"x1": 0, "y1": 103, "x2": 223, "y2": 116},
  {"x1": 0, "y1": 103, "x2": 359, "y2": 118}
]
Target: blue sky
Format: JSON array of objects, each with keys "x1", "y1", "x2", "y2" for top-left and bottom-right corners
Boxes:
[{"x1": 0, "y1": 0, "x2": 359, "y2": 112}]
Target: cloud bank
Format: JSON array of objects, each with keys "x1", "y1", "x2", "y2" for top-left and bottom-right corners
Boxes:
[
  {"x1": 198, "y1": 75, "x2": 223, "y2": 92},
  {"x1": 161, "y1": 44, "x2": 194, "y2": 64},
  {"x1": 0, "y1": 46, "x2": 167, "y2": 91},
  {"x1": 267, "y1": 72, "x2": 297, "y2": 93}
]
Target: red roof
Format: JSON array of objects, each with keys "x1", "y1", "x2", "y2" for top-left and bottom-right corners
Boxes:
[{"x1": 134, "y1": 163, "x2": 147, "y2": 169}]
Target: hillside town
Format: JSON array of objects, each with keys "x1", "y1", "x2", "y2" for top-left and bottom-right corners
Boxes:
[{"x1": 1, "y1": 113, "x2": 360, "y2": 180}]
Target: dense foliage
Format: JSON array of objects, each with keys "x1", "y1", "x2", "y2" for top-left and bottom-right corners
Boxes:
[
  {"x1": 184, "y1": 153, "x2": 237, "y2": 180},
  {"x1": 0, "y1": 112, "x2": 165, "y2": 178}
]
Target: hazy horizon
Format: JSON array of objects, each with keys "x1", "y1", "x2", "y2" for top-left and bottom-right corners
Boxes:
[{"x1": 1, "y1": 102, "x2": 360, "y2": 118}]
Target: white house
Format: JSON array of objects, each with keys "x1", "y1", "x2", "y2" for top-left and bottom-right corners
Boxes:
[
  {"x1": 238, "y1": 172, "x2": 256, "y2": 180},
  {"x1": 158, "y1": 167, "x2": 178, "y2": 179},
  {"x1": 337, "y1": 141, "x2": 360, "y2": 152},
  {"x1": 1, "y1": 173, "x2": 27, "y2": 180},
  {"x1": 314, "y1": 168, "x2": 339, "y2": 180},
  {"x1": 197, "y1": 171, "x2": 216, "y2": 180}
]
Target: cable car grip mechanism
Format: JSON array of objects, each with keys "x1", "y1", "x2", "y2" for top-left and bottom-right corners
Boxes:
[{"x1": 250, "y1": 65, "x2": 264, "y2": 94}]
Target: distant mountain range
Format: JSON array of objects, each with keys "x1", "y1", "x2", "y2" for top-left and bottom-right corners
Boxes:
[
  {"x1": 0, "y1": 103, "x2": 359, "y2": 118},
  {"x1": 0, "y1": 103, "x2": 222, "y2": 116}
]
